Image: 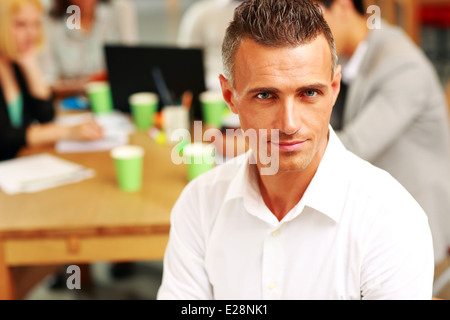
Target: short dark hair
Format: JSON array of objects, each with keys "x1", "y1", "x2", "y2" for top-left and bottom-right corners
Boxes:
[
  {"x1": 222, "y1": 0, "x2": 337, "y2": 86},
  {"x1": 317, "y1": 0, "x2": 365, "y2": 15}
]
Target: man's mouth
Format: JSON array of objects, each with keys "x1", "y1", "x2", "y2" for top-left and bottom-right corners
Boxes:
[{"x1": 271, "y1": 140, "x2": 307, "y2": 152}]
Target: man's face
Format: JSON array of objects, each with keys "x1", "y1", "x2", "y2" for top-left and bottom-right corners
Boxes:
[
  {"x1": 11, "y1": 3, "x2": 42, "y2": 56},
  {"x1": 220, "y1": 36, "x2": 341, "y2": 174}
]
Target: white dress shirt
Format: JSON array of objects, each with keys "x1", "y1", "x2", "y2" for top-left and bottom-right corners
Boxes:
[{"x1": 157, "y1": 128, "x2": 434, "y2": 300}]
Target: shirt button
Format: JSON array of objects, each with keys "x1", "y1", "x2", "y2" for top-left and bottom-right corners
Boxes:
[
  {"x1": 268, "y1": 281, "x2": 277, "y2": 290},
  {"x1": 271, "y1": 229, "x2": 280, "y2": 237}
]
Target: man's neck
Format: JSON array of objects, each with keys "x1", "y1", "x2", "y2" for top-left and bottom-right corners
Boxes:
[
  {"x1": 255, "y1": 138, "x2": 328, "y2": 221},
  {"x1": 256, "y1": 171, "x2": 310, "y2": 221}
]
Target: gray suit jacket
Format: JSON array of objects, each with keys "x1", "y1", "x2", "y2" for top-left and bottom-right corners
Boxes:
[{"x1": 337, "y1": 22, "x2": 450, "y2": 263}]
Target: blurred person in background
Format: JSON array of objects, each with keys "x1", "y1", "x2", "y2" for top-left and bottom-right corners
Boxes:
[
  {"x1": 0, "y1": 0, "x2": 103, "y2": 162},
  {"x1": 317, "y1": 0, "x2": 450, "y2": 268},
  {"x1": 177, "y1": 0, "x2": 244, "y2": 91},
  {"x1": 41, "y1": 0, "x2": 138, "y2": 98}
]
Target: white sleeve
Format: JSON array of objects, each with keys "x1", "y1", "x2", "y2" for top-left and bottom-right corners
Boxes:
[
  {"x1": 176, "y1": 1, "x2": 212, "y2": 47},
  {"x1": 112, "y1": 0, "x2": 139, "y2": 45},
  {"x1": 157, "y1": 184, "x2": 213, "y2": 300},
  {"x1": 38, "y1": 18, "x2": 59, "y2": 85},
  {"x1": 360, "y1": 188, "x2": 435, "y2": 300}
]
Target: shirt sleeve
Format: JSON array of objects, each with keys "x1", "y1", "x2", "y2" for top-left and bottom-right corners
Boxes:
[
  {"x1": 157, "y1": 183, "x2": 214, "y2": 299},
  {"x1": 176, "y1": 1, "x2": 210, "y2": 48},
  {"x1": 26, "y1": 95, "x2": 55, "y2": 124},
  {"x1": 111, "y1": 0, "x2": 139, "y2": 45},
  {"x1": 0, "y1": 123, "x2": 27, "y2": 160},
  {"x1": 360, "y1": 186, "x2": 435, "y2": 300}
]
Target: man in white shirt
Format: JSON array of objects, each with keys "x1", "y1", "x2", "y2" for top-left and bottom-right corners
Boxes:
[{"x1": 157, "y1": 0, "x2": 434, "y2": 300}]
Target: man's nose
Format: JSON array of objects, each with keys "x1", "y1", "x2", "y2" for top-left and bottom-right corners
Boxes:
[{"x1": 278, "y1": 98, "x2": 301, "y2": 136}]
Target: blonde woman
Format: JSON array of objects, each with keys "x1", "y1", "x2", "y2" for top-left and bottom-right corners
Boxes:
[{"x1": 0, "y1": 0, "x2": 103, "y2": 161}]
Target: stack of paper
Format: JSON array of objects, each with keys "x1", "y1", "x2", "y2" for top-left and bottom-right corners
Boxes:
[
  {"x1": 55, "y1": 111, "x2": 135, "y2": 153},
  {"x1": 0, "y1": 154, "x2": 95, "y2": 195}
]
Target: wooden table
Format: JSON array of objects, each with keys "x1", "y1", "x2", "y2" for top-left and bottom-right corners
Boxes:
[{"x1": 0, "y1": 131, "x2": 188, "y2": 299}]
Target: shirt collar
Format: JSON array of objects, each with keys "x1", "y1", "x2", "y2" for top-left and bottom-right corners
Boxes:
[
  {"x1": 299, "y1": 126, "x2": 350, "y2": 223},
  {"x1": 223, "y1": 150, "x2": 255, "y2": 203},
  {"x1": 223, "y1": 126, "x2": 351, "y2": 224}
]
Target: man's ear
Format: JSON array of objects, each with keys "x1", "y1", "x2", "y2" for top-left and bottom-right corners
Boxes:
[
  {"x1": 219, "y1": 74, "x2": 238, "y2": 114},
  {"x1": 331, "y1": 64, "x2": 342, "y2": 105}
]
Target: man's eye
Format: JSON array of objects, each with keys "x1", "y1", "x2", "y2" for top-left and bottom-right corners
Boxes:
[
  {"x1": 304, "y1": 90, "x2": 318, "y2": 97},
  {"x1": 256, "y1": 92, "x2": 273, "y2": 99}
]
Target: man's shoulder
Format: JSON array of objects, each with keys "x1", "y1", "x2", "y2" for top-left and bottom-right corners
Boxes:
[
  {"x1": 172, "y1": 152, "x2": 249, "y2": 228},
  {"x1": 366, "y1": 22, "x2": 430, "y2": 73},
  {"x1": 345, "y1": 150, "x2": 426, "y2": 218}
]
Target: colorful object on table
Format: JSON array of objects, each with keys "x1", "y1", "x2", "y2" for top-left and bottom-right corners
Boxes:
[
  {"x1": 85, "y1": 81, "x2": 113, "y2": 114},
  {"x1": 199, "y1": 90, "x2": 227, "y2": 128},
  {"x1": 110, "y1": 145, "x2": 144, "y2": 192},
  {"x1": 148, "y1": 127, "x2": 167, "y2": 145},
  {"x1": 154, "y1": 111, "x2": 163, "y2": 129},
  {"x1": 61, "y1": 96, "x2": 88, "y2": 110},
  {"x1": 129, "y1": 92, "x2": 159, "y2": 131},
  {"x1": 162, "y1": 105, "x2": 190, "y2": 146},
  {"x1": 183, "y1": 142, "x2": 215, "y2": 181},
  {"x1": 181, "y1": 90, "x2": 193, "y2": 111}
]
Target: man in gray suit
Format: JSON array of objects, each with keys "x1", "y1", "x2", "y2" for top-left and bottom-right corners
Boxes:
[{"x1": 317, "y1": 0, "x2": 450, "y2": 266}]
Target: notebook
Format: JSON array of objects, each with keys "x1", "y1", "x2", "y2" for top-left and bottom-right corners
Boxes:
[{"x1": 0, "y1": 154, "x2": 94, "y2": 194}]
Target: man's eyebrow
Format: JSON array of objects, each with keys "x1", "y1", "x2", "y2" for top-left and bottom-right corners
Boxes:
[
  {"x1": 246, "y1": 83, "x2": 328, "y2": 95},
  {"x1": 247, "y1": 87, "x2": 279, "y2": 95},
  {"x1": 296, "y1": 83, "x2": 328, "y2": 92}
]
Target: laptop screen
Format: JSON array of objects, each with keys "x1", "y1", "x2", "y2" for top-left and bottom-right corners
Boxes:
[{"x1": 104, "y1": 44, "x2": 206, "y2": 120}]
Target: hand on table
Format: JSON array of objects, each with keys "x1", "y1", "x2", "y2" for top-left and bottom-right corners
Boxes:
[{"x1": 70, "y1": 120, "x2": 104, "y2": 141}]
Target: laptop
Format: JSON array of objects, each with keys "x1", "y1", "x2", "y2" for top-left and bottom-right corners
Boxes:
[{"x1": 104, "y1": 44, "x2": 207, "y2": 120}]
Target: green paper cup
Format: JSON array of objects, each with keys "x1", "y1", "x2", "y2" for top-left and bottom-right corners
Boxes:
[
  {"x1": 129, "y1": 92, "x2": 159, "y2": 131},
  {"x1": 86, "y1": 81, "x2": 113, "y2": 114},
  {"x1": 199, "y1": 91, "x2": 227, "y2": 128},
  {"x1": 110, "y1": 145, "x2": 144, "y2": 192},
  {"x1": 183, "y1": 142, "x2": 215, "y2": 181}
]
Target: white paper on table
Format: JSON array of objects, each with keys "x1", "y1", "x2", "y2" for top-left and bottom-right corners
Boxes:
[
  {"x1": 0, "y1": 153, "x2": 95, "y2": 195},
  {"x1": 55, "y1": 134, "x2": 130, "y2": 153},
  {"x1": 55, "y1": 111, "x2": 135, "y2": 153}
]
